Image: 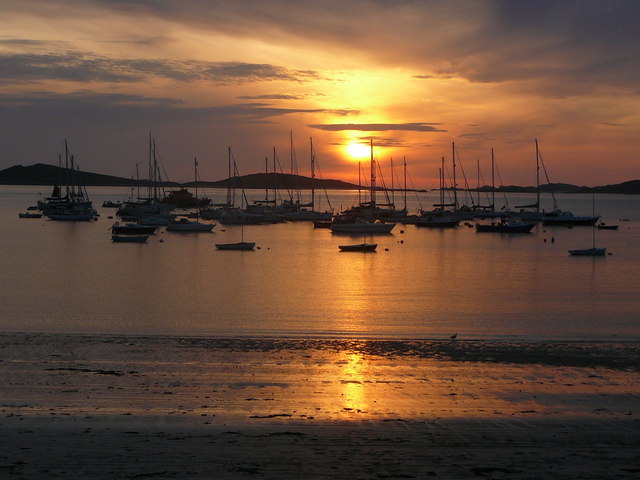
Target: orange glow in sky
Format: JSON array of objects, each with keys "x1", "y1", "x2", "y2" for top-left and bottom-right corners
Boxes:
[
  {"x1": 344, "y1": 142, "x2": 371, "y2": 161},
  {"x1": 0, "y1": 2, "x2": 639, "y2": 188}
]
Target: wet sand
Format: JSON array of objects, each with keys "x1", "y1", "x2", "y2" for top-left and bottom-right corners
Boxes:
[{"x1": 1, "y1": 334, "x2": 639, "y2": 478}]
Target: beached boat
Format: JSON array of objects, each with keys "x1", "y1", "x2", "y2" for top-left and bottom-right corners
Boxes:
[
  {"x1": 338, "y1": 243, "x2": 377, "y2": 252},
  {"x1": 111, "y1": 222, "x2": 158, "y2": 235},
  {"x1": 19, "y1": 212, "x2": 43, "y2": 218},
  {"x1": 476, "y1": 219, "x2": 536, "y2": 233},
  {"x1": 111, "y1": 235, "x2": 149, "y2": 243}
]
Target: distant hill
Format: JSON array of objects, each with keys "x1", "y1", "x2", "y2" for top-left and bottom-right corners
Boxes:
[
  {"x1": 1, "y1": 163, "x2": 639, "y2": 193},
  {"x1": 477, "y1": 181, "x2": 640, "y2": 195},
  {"x1": 0, "y1": 164, "x2": 148, "y2": 187},
  {"x1": 0, "y1": 163, "x2": 359, "y2": 190},
  {"x1": 588, "y1": 180, "x2": 640, "y2": 195},
  {"x1": 191, "y1": 172, "x2": 359, "y2": 190}
]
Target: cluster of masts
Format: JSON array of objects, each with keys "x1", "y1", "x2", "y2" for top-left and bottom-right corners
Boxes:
[{"x1": 20, "y1": 137, "x2": 611, "y2": 255}]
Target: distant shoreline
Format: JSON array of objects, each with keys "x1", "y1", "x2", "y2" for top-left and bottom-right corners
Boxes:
[{"x1": 1, "y1": 163, "x2": 639, "y2": 194}]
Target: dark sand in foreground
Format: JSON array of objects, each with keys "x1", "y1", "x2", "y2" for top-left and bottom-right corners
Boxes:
[{"x1": 1, "y1": 334, "x2": 639, "y2": 479}]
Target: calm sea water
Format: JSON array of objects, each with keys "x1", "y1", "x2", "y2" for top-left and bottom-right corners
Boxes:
[{"x1": 1, "y1": 185, "x2": 639, "y2": 341}]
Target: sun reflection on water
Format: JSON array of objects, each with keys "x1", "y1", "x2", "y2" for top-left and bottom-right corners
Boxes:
[{"x1": 337, "y1": 351, "x2": 369, "y2": 414}]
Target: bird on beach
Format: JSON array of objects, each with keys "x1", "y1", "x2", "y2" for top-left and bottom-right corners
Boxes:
[{"x1": 450, "y1": 333, "x2": 457, "y2": 340}]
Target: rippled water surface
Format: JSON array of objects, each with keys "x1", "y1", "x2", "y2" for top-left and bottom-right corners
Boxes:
[{"x1": 1, "y1": 186, "x2": 639, "y2": 340}]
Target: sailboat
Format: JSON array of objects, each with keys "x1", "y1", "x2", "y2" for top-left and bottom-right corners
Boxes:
[
  {"x1": 415, "y1": 156, "x2": 460, "y2": 227},
  {"x1": 331, "y1": 138, "x2": 396, "y2": 233},
  {"x1": 117, "y1": 134, "x2": 174, "y2": 221},
  {"x1": 42, "y1": 140, "x2": 97, "y2": 221},
  {"x1": 338, "y1": 242, "x2": 377, "y2": 252},
  {"x1": 215, "y1": 227, "x2": 255, "y2": 251},
  {"x1": 215, "y1": 218, "x2": 255, "y2": 250},
  {"x1": 166, "y1": 158, "x2": 215, "y2": 232},
  {"x1": 568, "y1": 195, "x2": 606, "y2": 256},
  {"x1": 215, "y1": 153, "x2": 256, "y2": 250},
  {"x1": 509, "y1": 139, "x2": 545, "y2": 221},
  {"x1": 283, "y1": 137, "x2": 333, "y2": 221}
]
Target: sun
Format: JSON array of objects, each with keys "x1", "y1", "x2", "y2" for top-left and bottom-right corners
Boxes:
[{"x1": 344, "y1": 142, "x2": 370, "y2": 161}]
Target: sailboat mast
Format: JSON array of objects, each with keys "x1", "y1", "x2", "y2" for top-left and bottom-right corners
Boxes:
[
  {"x1": 148, "y1": 133, "x2": 153, "y2": 200},
  {"x1": 403, "y1": 156, "x2": 407, "y2": 212},
  {"x1": 153, "y1": 137, "x2": 158, "y2": 201},
  {"x1": 370, "y1": 138, "x2": 376, "y2": 209},
  {"x1": 390, "y1": 158, "x2": 395, "y2": 207},
  {"x1": 438, "y1": 157, "x2": 444, "y2": 207},
  {"x1": 194, "y1": 157, "x2": 198, "y2": 209},
  {"x1": 452, "y1": 142, "x2": 458, "y2": 210},
  {"x1": 477, "y1": 158, "x2": 480, "y2": 206},
  {"x1": 272, "y1": 147, "x2": 277, "y2": 204},
  {"x1": 535, "y1": 139, "x2": 540, "y2": 213},
  {"x1": 358, "y1": 161, "x2": 362, "y2": 205},
  {"x1": 226, "y1": 147, "x2": 232, "y2": 207},
  {"x1": 310, "y1": 137, "x2": 315, "y2": 211},
  {"x1": 438, "y1": 167, "x2": 443, "y2": 209},
  {"x1": 264, "y1": 157, "x2": 269, "y2": 202},
  {"x1": 592, "y1": 193, "x2": 596, "y2": 248},
  {"x1": 491, "y1": 149, "x2": 497, "y2": 209}
]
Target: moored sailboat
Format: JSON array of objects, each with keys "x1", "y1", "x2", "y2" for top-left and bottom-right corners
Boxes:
[
  {"x1": 568, "y1": 195, "x2": 606, "y2": 256},
  {"x1": 165, "y1": 158, "x2": 215, "y2": 232},
  {"x1": 215, "y1": 151, "x2": 256, "y2": 250},
  {"x1": 476, "y1": 218, "x2": 536, "y2": 233},
  {"x1": 338, "y1": 243, "x2": 377, "y2": 252},
  {"x1": 40, "y1": 141, "x2": 97, "y2": 221}
]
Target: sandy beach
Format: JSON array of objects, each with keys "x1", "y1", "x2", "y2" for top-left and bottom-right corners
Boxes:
[{"x1": 1, "y1": 334, "x2": 639, "y2": 479}]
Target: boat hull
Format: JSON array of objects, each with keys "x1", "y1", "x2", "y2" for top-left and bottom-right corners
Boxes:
[
  {"x1": 476, "y1": 222, "x2": 536, "y2": 233},
  {"x1": 215, "y1": 242, "x2": 256, "y2": 251},
  {"x1": 330, "y1": 223, "x2": 395, "y2": 233},
  {"x1": 338, "y1": 243, "x2": 377, "y2": 252},
  {"x1": 111, "y1": 235, "x2": 148, "y2": 243},
  {"x1": 111, "y1": 224, "x2": 158, "y2": 234},
  {"x1": 568, "y1": 247, "x2": 606, "y2": 256},
  {"x1": 166, "y1": 221, "x2": 215, "y2": 232},
  {"x1": 47, "y1": 212, "x2": 95, "y2": 221},
  {"x1": 415, "y1": 217, "x2": 459, "y2": 228},
  {"x1": 543, "y1": 216, "x2": 599, "y2": 226}
]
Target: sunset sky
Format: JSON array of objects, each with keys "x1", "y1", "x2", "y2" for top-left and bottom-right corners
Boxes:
[{"x1": 1, "y1": 0, "x2": 638, "y2": 188}]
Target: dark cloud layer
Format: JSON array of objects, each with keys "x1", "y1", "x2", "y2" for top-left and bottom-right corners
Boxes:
[
  {"x1": 88, "y1": 0, "x2": 640, "y2": 95},
  {"x1": 1, "y1": 1, "x2": 638, "y2": 184},
  {"x1": 309, "y1": 123, "x2": 446, "y2": 133},
  {"x1": 0, "y1": 52, "x2": 319, "y2": 84},
  {"x1": 0, "y1": 91, "x2": 350, "y2": 121}
]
